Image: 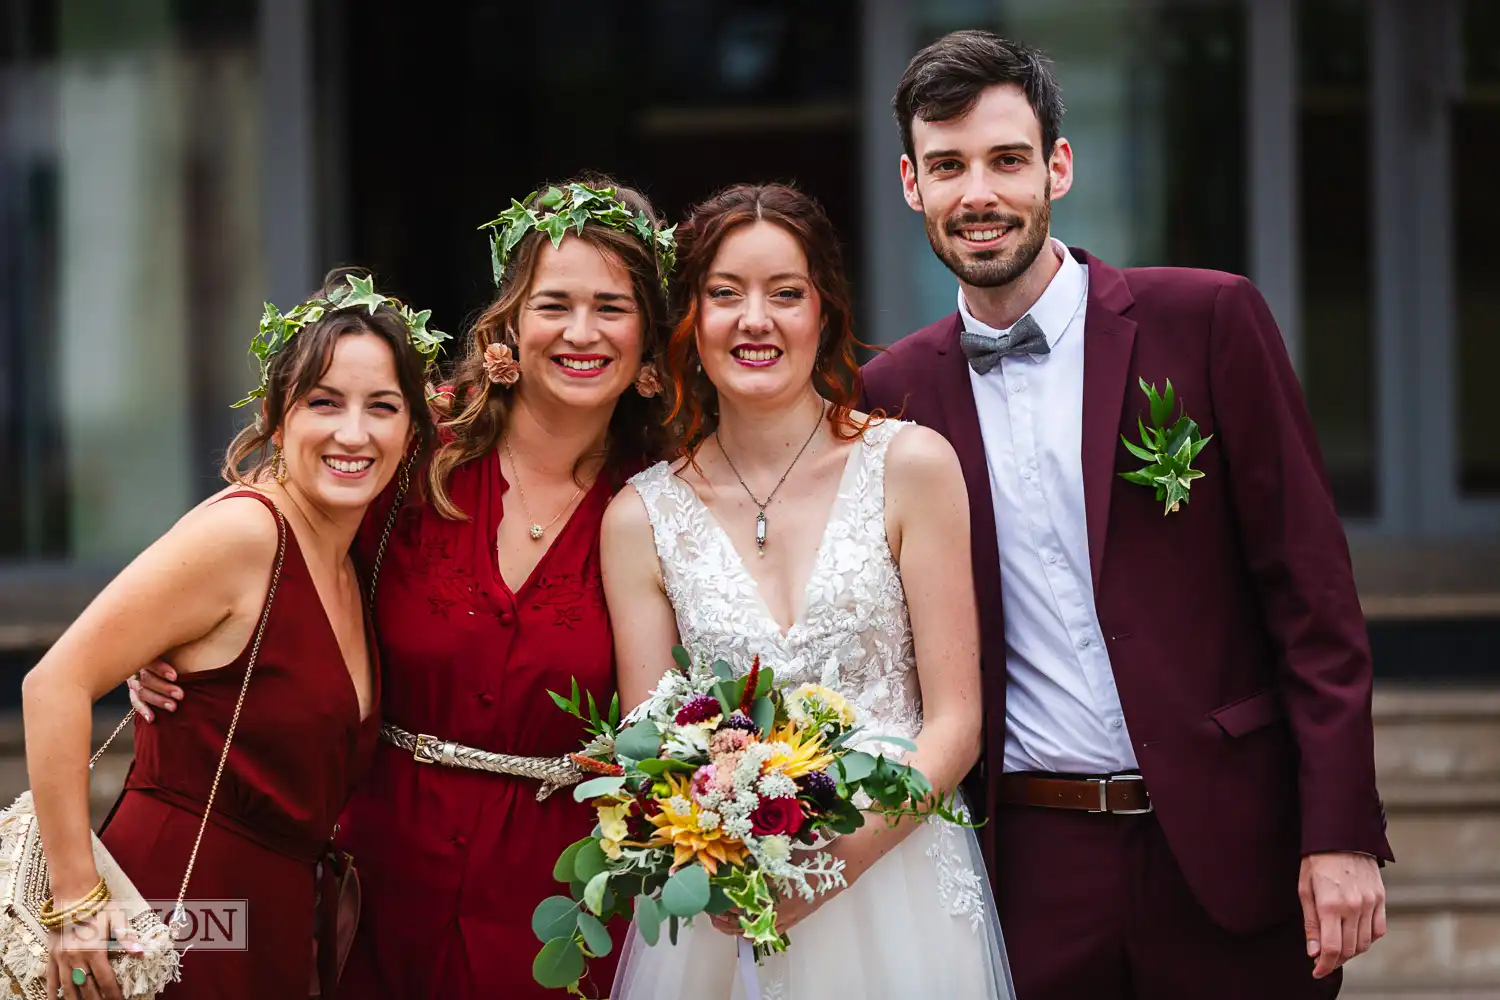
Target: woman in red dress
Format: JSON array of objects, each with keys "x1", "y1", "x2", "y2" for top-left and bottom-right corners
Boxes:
[
  {"x1": 22, "y1": 271, "x2": 440, "y2": 1000},
  {"x1": 334, "y1": 176, "x2": 674, "y2": 1000},
  {"x1": 135, "y1": 177, "x2": 676, "y2": 999}
]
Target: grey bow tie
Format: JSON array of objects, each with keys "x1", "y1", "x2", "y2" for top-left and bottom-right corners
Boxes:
[{"x1": 960, "y1": 314, "x2": 1049, "y2": 375}]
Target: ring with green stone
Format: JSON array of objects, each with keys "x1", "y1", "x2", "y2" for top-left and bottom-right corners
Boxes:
[{"x1": 71, "y1": 967, "x2": 87, "y2": 986}]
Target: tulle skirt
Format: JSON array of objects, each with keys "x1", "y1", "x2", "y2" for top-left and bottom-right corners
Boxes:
[{"x1": 610, "y1": 805, "x2": 1016, "y2": 1000}]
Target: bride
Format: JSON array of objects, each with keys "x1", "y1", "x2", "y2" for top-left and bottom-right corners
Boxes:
[{"x1": 600, "y1": 182, "x2": 1016, "y2": 999}]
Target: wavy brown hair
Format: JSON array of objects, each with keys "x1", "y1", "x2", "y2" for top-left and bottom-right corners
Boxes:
[
  {"x1": 664, "y1": 182, "x2": 878, "y2": 457},
  {"x1": 221, "y1": 267, "x2": 439, "y2": 485},
  {"x1": 427, "y1": 174, "x2": 674, "y2": 520}
]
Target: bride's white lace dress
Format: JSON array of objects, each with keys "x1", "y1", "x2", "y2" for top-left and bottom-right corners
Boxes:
[{"x1": 610, "y1": 419, "x2": 1016, "y2": 1000}]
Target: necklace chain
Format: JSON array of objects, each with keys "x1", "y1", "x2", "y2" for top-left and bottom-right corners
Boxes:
[
  {"x1": 502, "y1": 437, "x2": 585, "y2": 541},
  {"x1": 715, "y1": 402, "x2": 825, "y2": 556}
]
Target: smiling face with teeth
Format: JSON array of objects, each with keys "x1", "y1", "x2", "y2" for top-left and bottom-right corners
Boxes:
[
  {"x1": 513, "y1": 236, "x2": 645, "y2": 415},
  {"x1": 273, "y1": 332, "x2": 413, "y2": 514},
  {"x1": 900, "y1": 82, "x2": 1073, "y2": 296},
  {"x1": 696, "y1": 220, "x2": 824, "y2": 409}
]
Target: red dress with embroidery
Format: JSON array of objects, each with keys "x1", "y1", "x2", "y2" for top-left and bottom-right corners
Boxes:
[{"x1": 334, "y1": 450, "x2": 626, "y2": 1000}]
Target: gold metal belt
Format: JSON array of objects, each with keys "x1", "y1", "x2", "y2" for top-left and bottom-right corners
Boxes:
[{"x1": 379, "y1": 723, "x2": 589, "y2": 802}]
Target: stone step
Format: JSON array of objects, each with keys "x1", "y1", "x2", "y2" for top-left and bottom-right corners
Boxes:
[
  {"x1": 1343, "y1": 877, "x2": 1500, "y2": 993},
  {"x1": 1374, "y1": 687, "x2": 1500, "y2": 785}
]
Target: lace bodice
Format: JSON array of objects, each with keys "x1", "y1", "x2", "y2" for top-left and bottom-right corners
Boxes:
[{"x1": 629, "y1": 419, "x2": 922, "y2": 747}]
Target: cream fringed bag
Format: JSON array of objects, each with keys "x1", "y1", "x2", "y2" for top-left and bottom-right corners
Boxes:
[{"x1": 0, "y1": 501, "x2": 289, "y2": 999}]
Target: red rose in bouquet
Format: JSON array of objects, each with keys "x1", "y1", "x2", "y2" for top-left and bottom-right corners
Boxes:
[{"x1": 750, "y1": 796, "x2": 805, "y2": 838}]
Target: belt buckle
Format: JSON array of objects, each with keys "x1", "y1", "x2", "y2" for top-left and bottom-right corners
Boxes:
[
  {"x1": 413, "y1": 733, "x2": 441, "y2": 765},
  {"x1": 1096, "y1": 773, "x2": 1153, "y2": 815}
]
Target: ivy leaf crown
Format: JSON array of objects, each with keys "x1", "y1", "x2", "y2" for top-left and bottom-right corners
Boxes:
[
  {"x1": 1118, "y1": 377, "x2": 1212, "y2": 515},
  {"x1": 231, "y1": 273, "x2": 450, "y2": 409},
  {"x1": 477, "y1": 183, "x2": 678, "y2": 292}
]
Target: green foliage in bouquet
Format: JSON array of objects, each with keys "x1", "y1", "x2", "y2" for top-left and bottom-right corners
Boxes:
[
  {"x1": 529, "y1": 646, "x2": 978, "y2": 994},
  {"x1": 1119, "y1": 377, "x2": 1212, "y2": 515}
]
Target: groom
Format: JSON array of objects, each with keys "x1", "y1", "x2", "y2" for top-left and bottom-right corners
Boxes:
[{"x1": 861, "y1": 30, "x2": 1392, "y2": 998}]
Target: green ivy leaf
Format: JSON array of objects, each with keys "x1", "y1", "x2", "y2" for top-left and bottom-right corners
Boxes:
[
  {"x1": 532, "y1": 937, "x2": 584, "y2": 990},
  {"x1": 704, "y1": 884, "x2": 734, "y2": 916},
  {"x1": 540, "y1": 186, "x2": 565, "y2": 208},
  {"x1": 340, "y1": 273, "x2": 386, "y2": 314}
]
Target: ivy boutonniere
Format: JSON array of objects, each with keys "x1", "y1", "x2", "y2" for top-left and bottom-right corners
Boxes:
[{"x1": 1119, "y1": 378, "x2": 1212, "y2": 515}]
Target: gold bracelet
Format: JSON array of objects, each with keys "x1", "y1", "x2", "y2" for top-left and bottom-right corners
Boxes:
[{"x1": 39, "y1": 877, "x2": 110, "y2": 929}]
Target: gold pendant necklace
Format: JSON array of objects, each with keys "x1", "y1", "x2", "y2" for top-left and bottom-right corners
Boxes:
[
  {"x1": 715, "y1": 402, "x2": 825, "y2": 556},
  {"x1": 503, "y1": 438, "x2": 584, "y2": 541}
]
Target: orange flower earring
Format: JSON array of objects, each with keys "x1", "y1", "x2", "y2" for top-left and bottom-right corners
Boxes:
[
  {"x1": 634, "y1": 363, "x2": 662, "y2": 398},
  {"x1": 483, "y1": 342, "x2": 521, "y2": 386}
]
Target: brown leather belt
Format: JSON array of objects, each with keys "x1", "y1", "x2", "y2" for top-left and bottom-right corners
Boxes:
[{"x1": 997, "y1": 772, "x2": 1153, "y2": 815}]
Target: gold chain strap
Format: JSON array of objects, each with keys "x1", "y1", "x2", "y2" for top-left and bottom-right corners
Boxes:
[
  {"x1": 367, "y1": 452, "x2": 414, "y2": 606},
  {"x1": 89, "y1": 498, "x2": 289, "y2": 927}
]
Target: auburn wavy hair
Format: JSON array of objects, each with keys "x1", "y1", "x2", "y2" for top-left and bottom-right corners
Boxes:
[
  {"x1": 664, "y1": 183, "x2": 878, "y2": 457},
  {"x1": 427, "y1": 174, "x2": 674, "y2": 520}
]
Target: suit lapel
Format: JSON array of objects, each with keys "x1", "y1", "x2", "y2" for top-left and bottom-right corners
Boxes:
[
  {"x1": 1077, "y1": 249, "x2": 1138, "y2": 594},
  {"x1": 932, "y1": 316, "x2": 1003, "y2": 615}
]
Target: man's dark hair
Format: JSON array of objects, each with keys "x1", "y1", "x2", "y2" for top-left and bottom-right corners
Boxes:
[{"x1": 893, "y1": 30, "x2": 1065, "y2": 162}]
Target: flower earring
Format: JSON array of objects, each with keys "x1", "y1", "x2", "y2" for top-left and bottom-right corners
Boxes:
[
  {"x1": 634, "y1": 363, "x2": 662, "y2": 398},
  {"x1": 484, "y1": 342, "x2": 521, "y2": 386}
]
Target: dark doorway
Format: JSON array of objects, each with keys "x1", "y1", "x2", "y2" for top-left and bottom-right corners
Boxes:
[{"x1": 333, "y1": 0, "x2": 862, "y2": 353}]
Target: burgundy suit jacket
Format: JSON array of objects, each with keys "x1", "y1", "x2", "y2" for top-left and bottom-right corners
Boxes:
[{"x1": 860, "y1": 248, "x2": 1393, "y2": 934}]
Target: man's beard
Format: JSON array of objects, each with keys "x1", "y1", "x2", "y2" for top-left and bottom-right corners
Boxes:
[{"x1": 924, "y1": 186, "x2": 1052, "y2": 289}]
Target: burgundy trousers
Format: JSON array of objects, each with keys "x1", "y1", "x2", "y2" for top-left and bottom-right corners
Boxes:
[{"x1": 994, "y1": 805, "x2": 1342, "y2": 999}]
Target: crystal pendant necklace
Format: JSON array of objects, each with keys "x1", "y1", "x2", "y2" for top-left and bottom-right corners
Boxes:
[
  {"x1": 503, "y1": 438, "x2": 584, "y2": 541},
  {"x1": 715, "y1": 402, "x2": 825, "y2": 556}
]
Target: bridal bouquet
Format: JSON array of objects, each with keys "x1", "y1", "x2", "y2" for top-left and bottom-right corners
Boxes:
[{"x1": 531, "y1": 646, "x2": 967, "y2": 993}]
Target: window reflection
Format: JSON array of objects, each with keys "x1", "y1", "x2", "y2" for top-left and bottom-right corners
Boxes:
[
  {"x1": 1299, "y1": 0, "x2": 1375, "y2": 517},
  {"x1": 0, "y1": 1, "x2": 261, "y2": 564},
  {"x1": 1457, "y1": 0, "x2": 1500, "y2": 497}
]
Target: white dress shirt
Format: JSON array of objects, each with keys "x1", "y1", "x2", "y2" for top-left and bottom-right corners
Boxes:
[{"x1": 960, "y1": 239, "x2": 1139, "y2": 775}]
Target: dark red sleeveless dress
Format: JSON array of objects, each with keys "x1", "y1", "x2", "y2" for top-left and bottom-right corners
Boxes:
[
  {"x1": 333, "y1": 450, "x2": 628, "y2": 1000},
  {"x1": 98, "y1": 491, "x2": 381, "y2": 998}
]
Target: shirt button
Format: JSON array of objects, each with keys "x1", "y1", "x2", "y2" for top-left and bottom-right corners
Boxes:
[
  {"x1": 1045, "y1": 552, "x2": 1058, "y2": 565},
  {"x1": 500, "y1": 612, "x2": 515, "y2": 627},
  {"x1": 453, "y1": 835, "x2": 467, "y2": 849},
  {"x1": 1111, "y1": 718, "x2": 1124, "y2": 730},
  {"x1": 1011, "y1": 381, "x2": 1026, "y2": 394},
  {"x1": 479, "y1": 693, "x2": 494, "y2": 706},
  {"x1": 1021, "y1": 468, "x2": 1033, "y2": 481},
  {"x1": 1078, "y1": 637, "x2": 1092, "y2": 649}
]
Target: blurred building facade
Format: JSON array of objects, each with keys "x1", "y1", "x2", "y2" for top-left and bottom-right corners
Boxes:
[
  {"x1": 2, "y1": 0, "x2": 1497, "y2": 659},
  {"x1": 4, "y1": 2, "x2": 1500, "y2": 994}
]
